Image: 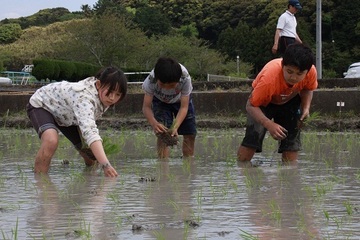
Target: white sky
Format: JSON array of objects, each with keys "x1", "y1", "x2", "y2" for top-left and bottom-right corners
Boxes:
[{"x1": 0, "y1": 0, "x2": 99, "y2": 21}]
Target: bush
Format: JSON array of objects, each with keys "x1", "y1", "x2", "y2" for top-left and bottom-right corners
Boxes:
[
  {"x1": 32, "y1": 59, "x2": 55, "y2": 81},
  {"x1": 57, "y1": 60, "x2": 76, "y2": 81},
  {"x1": 32, "y1": 59, "x2": 99, "y2": 81}
]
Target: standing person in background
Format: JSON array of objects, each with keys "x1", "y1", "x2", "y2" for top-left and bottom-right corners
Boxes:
[
  {"x1": 272, "y1": 0, "x2": 303, "y2": 55},
  {"x1": 238, "y1": 44, "x2": 317, "y2": 163},
  {"x1": 142, "y1": 57, "x2": 196, "y2": 159},
  {"x1": 27, "y1": 66, "x2": 127, "y2": 177}
]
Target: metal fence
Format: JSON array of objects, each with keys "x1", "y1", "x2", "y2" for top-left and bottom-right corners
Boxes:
[{"x1": 206, "y1": 74, "x2": 250, "y2": 82}]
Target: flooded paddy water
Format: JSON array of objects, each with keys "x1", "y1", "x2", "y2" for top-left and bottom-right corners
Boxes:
[{"x1": 0, "y1": 128, "x2": 360, "y2": 240}]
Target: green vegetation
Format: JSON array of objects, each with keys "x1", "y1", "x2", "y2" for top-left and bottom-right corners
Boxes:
[{"x1": 1, "y1": 0, "x2": 359, "y2": 79}]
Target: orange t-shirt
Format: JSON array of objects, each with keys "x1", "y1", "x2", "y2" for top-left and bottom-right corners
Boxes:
[{"x1": 249, "y1": 58, "x2": 318, "y2": 107}]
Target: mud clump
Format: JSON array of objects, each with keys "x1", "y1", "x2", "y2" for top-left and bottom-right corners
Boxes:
[{"x1": 156, "y1": 130, "x2": 178, "y2": 146}]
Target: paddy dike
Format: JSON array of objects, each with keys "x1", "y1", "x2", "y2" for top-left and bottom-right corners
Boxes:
[{"x1": 0, "y1": 78, "x2": 360, "y2": 131}]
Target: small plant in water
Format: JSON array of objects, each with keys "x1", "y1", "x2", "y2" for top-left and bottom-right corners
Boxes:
[
  {"x1": 152, "y1": 230, "x2": 166, "y2": 240},
  {"x1": 264, "y1": 199, "x2": 282, "y2": 226},
  {"x1": 239, "y1": 229, "x2": 259, "y2": 240},
  {"x1": 103, "y1": 137, "x2": 121, "y2": 156},
  {"x1": 1, "y1": 217, "x2": 19, "y2": 240},
  {"x1": 343, "y1": 200, "x2": 354, "y2": 216},
  {"x1": 66, "y1": 219, "x2": 92, "y2": 239},
  {"x1": 323, "y1": 209, "x2": 330, "y2": 222},
  {"x1": 355, "y1": 170, "x2": 360, "y2": 180}
]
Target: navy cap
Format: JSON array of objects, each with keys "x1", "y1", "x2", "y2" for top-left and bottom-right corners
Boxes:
[{"x1": 289, "y1": 0, "x2": 302, "y2": 9}]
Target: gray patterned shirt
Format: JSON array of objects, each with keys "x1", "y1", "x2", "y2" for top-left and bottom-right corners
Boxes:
[
  {"x1": 30, "y1": 77, "x2": 107, "y2": 146},
  {"x1": 142, "y1": 64, "x2": 192, "y2": 104}
]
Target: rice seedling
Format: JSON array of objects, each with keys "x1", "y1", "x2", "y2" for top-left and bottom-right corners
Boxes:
[
  {"x1": 166, "y1": 199, "x2": 180, "y2": 213},
  {"x1": 152, "y1": 230, "x2": 166, "y2": 240},
  {"x1": 327, "y1": 174, "x2": 346, "y2": 185},
  {"x1": 2, "y1": 109, "x2": 10, "y2": 128},
  {"x1": 239, "y1": 229, "x2": 259, "y2": 240},
  {"x1": 224, "y1": 169, "x2": 239, "y2": 193},
  {"x1": 181, "y1": 159, "x2": 193, "y2": 174},
  {"x1": 315, "y1": 184, "x2": 328, "y2": 199},
  {"x1": 192, "y1": 188, "x2": 203, "y2": 224},
  {"x1": 266, "y1": 199, "x2": 282, "y2": 226},
  {"x1": 0, "y1": 175, "x2": 5, "y2": 188},
  {"x1": 67, "y1": 219, "x2": 92, "y2": 239},
  {"x1": 355, "y1": 170, "x2": 360, "y2": 181},
  {"x1": 183, "y1": 221, "x2": 190, "y2": 240},
  {"x1": 323, "y1": 209, "x2": 330, "y2": 222},
  {"x1": 243, "y1": 168, "x2": 264, "y2": 191},
  {"x1": 1, "y1": 217, "x2": 19, "y2": 240},
  {"x1": 103, "y1": 136, "x2": 122, "y2": 156},
  {"x1": 343, "y1": 200, "x2": 354, "y2": 216},
  {"x1": 225, "y1": 156, "x2": 237, "y2": 168},
  {"x1": 107, "y1": 192, "x2": 122, "y2": 205},
  {"x1": 68, "y1": 172, "x2": 86, "y2": 183}
]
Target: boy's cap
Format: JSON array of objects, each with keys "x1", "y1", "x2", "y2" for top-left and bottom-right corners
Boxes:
[{"x1": 289, "y1": 0, "x2": 302, "y2": 9}]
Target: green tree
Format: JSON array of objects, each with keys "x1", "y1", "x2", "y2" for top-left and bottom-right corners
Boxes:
[
  {"x1": 148, "y1": 0, "x2": 203, "y2": 28},
  {"x1": 147, "y1": 34, "x2": 229, "y2": 80},
  {"x1": 0, "y1": 21, "x2": 70, "y2": 70},
  {"x1": 59, "y1": 15, "x2": 148, "y2": 67},
  {"x1": 134, "y1": 6, "x2": 171, "y2": 37},
  {"x1": 81, "y1": 4, "x2": 94, "y2": 17},
  {"x1": 93, "y1": 0, "x2": 129, "y2": 17},
  {"x1": 217, "y1": 21, "x2": 272, "y2": 74},
  {"x1": 0, "y1": 23, "x2": 22, "y2": 44}
]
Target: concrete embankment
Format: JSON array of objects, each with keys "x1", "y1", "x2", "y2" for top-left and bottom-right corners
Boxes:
[{"x1": 0, "y1": 78, "x2": 359, "y2": 131}]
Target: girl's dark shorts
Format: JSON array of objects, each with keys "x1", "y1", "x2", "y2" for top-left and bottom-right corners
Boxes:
[
  {"x1": 152, "y1": 96, "x2": 197, "y2": 136},
  {"x1": 26, "y1": 103, "x2": 83, "y2": 150},
  {"x1": 241, "y1": 95, "x2": 301, "y2": 153}
]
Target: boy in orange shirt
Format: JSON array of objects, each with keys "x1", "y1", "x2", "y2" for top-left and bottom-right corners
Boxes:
[{"x1": 238, "y1": 43, "x2": 317, "y2": 162}]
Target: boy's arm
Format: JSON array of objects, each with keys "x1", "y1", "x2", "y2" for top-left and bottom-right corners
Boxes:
[
  {"x1": 142, "y1": 93, "x2": 167, "y2": 133},
  {"x1": 246, "y1": 99, "x2": 288, "y2": 140},
  {"x1": 299, "y1": 89, "x2": 313, "y2": 121},
  {"x1": 172, "y1": 95, "x2": 190, "y2": 134},
  {"x1": 90, "y1": 140, "x2": 118, "y2": 177}
]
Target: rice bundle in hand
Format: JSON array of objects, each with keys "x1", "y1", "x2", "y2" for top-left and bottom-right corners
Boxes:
[{"x1": 156, "y1": 130, "x2": 178, "y2": 146}]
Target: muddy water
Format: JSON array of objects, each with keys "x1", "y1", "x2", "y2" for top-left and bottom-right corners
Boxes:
[{"x1": 0, "y1": 129, "x2": 360, "y2": 239}]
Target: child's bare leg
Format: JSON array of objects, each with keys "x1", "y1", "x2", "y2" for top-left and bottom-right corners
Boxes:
[
  {"x1": 182, "y1": 135, "x2": 195, "y2": 158},
  {"x1": 78, "y1": 148, "x2": 97, "y2": 166},
  {"x1": 34, "y1": 129, "x2": 58, "y2": 173},
  {"x1": 282, "y1": 151, "x2": 298, "y2": 162},
  {"x1": 237, "y1": 145, "x2": 256, "y2": 161},
  {"x1": 157, "y1": 137, "x2": 169, "y2": 159}
]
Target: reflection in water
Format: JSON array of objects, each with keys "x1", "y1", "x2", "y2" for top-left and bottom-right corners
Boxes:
[
  {"x1": 0, "y1": 129, "x2": 360, "y2": 239},
  {"x1": 238, "y1": 162, "x2": 320, "y2": 239},
  {"x1": 27, "y1": 172, "x2": 118, "y2": 239},
  {"x1": 139, "y1": 158, "x2": 196, "y2": 239}
]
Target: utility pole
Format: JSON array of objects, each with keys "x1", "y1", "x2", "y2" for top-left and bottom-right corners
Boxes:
[
  {"x1": 236, "y1": 55, "x2": 239, "y2": 75},
  {"x1": 316, "y1": 0, "x2": 322, "y2": 79}
]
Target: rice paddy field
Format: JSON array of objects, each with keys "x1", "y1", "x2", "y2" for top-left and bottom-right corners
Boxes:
[{"x1": 0, "y1": 128, "x2": 360, "y2": 239}]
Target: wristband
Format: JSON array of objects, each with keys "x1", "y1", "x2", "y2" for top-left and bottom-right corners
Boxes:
[{"x1": 102, "y1": 162, "x2": 111, "y2": 170}]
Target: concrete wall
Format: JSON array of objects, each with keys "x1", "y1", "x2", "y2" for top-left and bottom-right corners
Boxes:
[{"x1": 2, "y1": 89, "x2": 358, "y2": 116}]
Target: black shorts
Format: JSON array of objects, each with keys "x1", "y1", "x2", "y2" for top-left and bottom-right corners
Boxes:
[
  {"x1": 241, "y1": 95, "x2": 302, "y2": 153},
  {"x1": 26, "y1": 103, "x2": 83, "y2": 150},
  {"x1": 152, "y1": 96, "x2": 197, "y2": 135}
]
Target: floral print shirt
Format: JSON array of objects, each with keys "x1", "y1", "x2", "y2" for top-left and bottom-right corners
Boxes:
[{"x1": 29, "y1": 77, "x2": 107, "y2": 146}]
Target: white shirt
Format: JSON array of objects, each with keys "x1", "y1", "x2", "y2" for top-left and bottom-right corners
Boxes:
[
  {"x1": 276, "y1": 10, "x2": 297, "y2": 38},
  {"x1": 142, "y1": 64, "x2": 193, "y2": 104},
  {"x1": 30, "y1": 77, "x2": 107, "y2": 146}
]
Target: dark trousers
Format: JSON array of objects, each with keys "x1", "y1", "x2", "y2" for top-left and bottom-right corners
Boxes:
[{"x1": 278, "y1": 36, "x2": 296, "y2": 55}]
